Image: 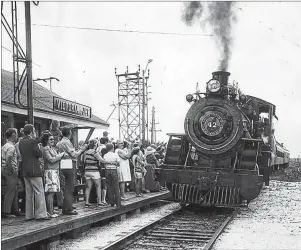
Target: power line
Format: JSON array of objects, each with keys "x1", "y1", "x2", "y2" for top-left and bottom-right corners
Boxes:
[
  {"x1": 1, "y1": 46, "x2": 12, "y2": 53},
  {"x1": 30, "y1": 23, "x2": 213, "y2": 37},
  {"x1": 1, "y1": 45, "x2": 42, "y2": 67}
]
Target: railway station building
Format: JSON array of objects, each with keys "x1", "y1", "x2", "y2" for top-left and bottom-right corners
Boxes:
[{"x1": 1, "y1": 69, "x2": 109, "y2": 146}]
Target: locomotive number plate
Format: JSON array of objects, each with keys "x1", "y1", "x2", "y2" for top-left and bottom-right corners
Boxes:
[{"x1": 200, "y1": 112, "x2": 224, "y2": 136}]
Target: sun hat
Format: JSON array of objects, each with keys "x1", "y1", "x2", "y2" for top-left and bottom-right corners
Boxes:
[{"x1": 145, "y1": 146, "x2": 156, "y2": 156}]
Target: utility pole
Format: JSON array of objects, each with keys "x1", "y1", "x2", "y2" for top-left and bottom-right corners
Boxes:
[
  {"x1": 24, "y1": 1, "x2": 34, "y2": 124},
  {"x1": 150, "y1": 106, "x2": 161, "y2": 144},
  {"x1": 141, "y1": 59, "x2": 153, "y2": 146},
  {"x1": 151, "y1": 106, "x2": 155, "y2": 144},
  {"x1": 147, "y1": 85, "x2": 152, "y2": 144},
  {"x1": 142, "y1": 69, "x2": 146, "y2": 144}
]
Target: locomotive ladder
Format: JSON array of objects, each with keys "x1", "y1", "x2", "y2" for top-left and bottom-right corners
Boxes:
[{"x1": 237, "y1": 138, "x2": 262, "y2": 173}]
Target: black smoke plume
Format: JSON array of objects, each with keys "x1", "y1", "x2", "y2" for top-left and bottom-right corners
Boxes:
[
  {"x1": 182, "y1": 2, "x2": 237, "y2": 71},
  {"x1": 182, "y1": 2, "x2": 203, "y2": 26}
]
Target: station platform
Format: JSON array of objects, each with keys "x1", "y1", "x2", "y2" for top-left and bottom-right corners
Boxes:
[{"x1": 1, "y1": 190, "x2": 171, "y2": 250}]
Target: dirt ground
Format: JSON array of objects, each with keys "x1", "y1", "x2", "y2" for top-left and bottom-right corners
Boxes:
[
  {"x1": 271, "y1": 160, "x2": 301, "y2": 182},
  {"x1": 213, "y1": 180, "x2": 301, "y2": 250}
]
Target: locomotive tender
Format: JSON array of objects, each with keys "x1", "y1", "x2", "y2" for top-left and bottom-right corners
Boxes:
[{"x1": 158, "y1": 71, "x2": 289, "y2": 207}]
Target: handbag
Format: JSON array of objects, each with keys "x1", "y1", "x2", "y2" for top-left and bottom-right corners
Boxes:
[{"x1": 60, "y1": 159, "x2": 73, "y2": 169}]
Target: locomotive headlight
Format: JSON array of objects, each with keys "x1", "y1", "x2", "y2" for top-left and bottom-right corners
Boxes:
[
  {"x1": 207, "y1": 79, "x2": 221, "y2": 93},
  {"x1": 186, "y1": 94, "x2": 194, "y2": 103}
]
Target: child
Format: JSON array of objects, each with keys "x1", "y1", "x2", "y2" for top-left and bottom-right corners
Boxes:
[{"x1": 131, "y1": 147, "x2": 145, "y2": 197}]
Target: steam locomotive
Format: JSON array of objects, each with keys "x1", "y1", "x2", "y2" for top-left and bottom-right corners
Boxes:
[{"x1": 158, "y1": 71, "x2": 289, "y2": 207}]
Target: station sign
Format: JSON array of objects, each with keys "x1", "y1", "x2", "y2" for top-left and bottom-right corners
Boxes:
[{"x1": 53, "y1": 97, "x2": 92, "y2": 119}]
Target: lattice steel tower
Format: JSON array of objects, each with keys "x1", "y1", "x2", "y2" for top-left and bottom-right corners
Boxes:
[{"x1": 115, "y1": 66, "x2": 150, "y2": 143}]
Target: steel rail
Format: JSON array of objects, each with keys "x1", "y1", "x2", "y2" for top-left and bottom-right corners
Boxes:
[
  {"x1": 100, "y1": 206, "x2": 235, "y2": 250},
  {"x1": 203, "y1": 211, "x2": 236, "y2": 250},
  {"x1": 99, "y1": 206, "x2": 182, "y2": 250}
]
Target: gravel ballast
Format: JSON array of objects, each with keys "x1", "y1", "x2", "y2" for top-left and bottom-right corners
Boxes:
[
  {"x1": 213, "y1": 180, "x2": 301, "y2": 250},
  {"x1": 53, "y1": 202, "x2": 180, "y2": 250}
]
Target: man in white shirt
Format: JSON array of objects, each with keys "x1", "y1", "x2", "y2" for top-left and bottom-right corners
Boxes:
[
  {"x1": 56, "y1": 127, "x2": 88, "y2": 215},
  {"x1": 103, "y1": 143, "x2": 121, "y2": 207},
  {"x1": 1, "y1": 128, "x2": 20, "y2": 218}
]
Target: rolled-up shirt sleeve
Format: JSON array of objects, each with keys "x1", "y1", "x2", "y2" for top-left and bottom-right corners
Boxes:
[{"x1": 64, "y1": 143, "x2": 86, "y2": 159}]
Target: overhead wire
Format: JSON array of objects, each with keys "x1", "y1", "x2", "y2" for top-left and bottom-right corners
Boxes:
[
  {"x1": 30, "y1": 23, "x2": 213, "y2": 37},
  {"x1": 1, "y1": 45, "x2": 42, "y2": 67}
]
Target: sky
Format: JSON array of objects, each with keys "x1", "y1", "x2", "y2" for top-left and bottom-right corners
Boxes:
[{"x1": 1, "y1": 2, "x2": 301, "y2": 157}]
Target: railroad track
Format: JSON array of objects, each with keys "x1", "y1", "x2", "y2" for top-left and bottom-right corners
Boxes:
[{"x1": 101, "y1": 206, "x2": 235, "y2": 250}]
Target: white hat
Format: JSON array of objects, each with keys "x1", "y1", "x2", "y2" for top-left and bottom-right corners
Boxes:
[{"x1": 145, "y1": 146, "x2": 156, "y2": 156}]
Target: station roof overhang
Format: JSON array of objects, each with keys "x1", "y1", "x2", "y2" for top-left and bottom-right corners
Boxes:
[
  {"x1": 1, "y1": 102, "x2": 108, "y2": 129},
  {"x1": 1, "y1": 69, "x2": 109, "y2": 129}
]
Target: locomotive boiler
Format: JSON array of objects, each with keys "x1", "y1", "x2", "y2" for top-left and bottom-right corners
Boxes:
[{"x1": 158, "y1": 71, "x2": 289, "y2": 207}]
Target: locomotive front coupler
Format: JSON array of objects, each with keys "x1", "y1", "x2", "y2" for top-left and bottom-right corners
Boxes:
[{"x1": 198, "y1": 172, "x2": 220, "y2": 202}]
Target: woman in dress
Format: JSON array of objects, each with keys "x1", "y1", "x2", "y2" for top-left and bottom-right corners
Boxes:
[
  {"x1": 115, "y1": 140, "x2": 132, "y2": 199},
  {"x1": 41, "y1": 132, "x2": 66, "y2": 217}
]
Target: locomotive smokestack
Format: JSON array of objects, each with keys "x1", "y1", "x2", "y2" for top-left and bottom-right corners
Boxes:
[{"x1": 212, "y1": 71, "x2": 230, "y2": 86}]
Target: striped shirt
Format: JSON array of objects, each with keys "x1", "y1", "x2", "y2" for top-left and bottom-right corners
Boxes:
[{"x1": 84, "y1": 149, "x2": 99, "y2": 171}]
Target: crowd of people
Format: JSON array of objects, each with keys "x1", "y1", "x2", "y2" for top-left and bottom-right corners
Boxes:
[{"x1": 1, "y1": 123, "x2": 166, "y2": 221}]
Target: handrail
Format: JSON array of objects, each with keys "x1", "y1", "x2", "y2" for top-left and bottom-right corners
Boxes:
[{"x1": 242, "y1": 138, "x2": 263, "y2": 142}]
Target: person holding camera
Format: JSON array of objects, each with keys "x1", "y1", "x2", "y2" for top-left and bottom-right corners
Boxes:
[{"x1": 56, "y1": 127, "x2": 88, "y2": 215}]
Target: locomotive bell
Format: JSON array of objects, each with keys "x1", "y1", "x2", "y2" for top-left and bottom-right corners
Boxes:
[{"x1": 212, "y1": 71, "x2": 230, "y2": 86}]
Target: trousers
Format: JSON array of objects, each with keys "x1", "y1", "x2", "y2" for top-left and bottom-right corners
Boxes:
[
  {"x1": 61, "y1": 169, "x2": 75, "y2": 213},
  {"x1": 24, "y1": 177, "x2": 48, "y2": 220},
  {"x1": 46, "y1": 192, "x2": 56, "y2": 215},
  {"x1": 2, "y1": 171, "x2": 19, "y2": 214},
  {"x1": 105, "y1": 169, "x2": 121, "y2": 207}
]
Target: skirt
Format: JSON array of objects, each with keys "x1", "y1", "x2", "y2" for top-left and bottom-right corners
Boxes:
[
  {"x1": 44, "y1": 169, "x2": 60, "y2": 193},
  {"x1": 117, "y1": 159, "x2": 132, "y2": 182}
]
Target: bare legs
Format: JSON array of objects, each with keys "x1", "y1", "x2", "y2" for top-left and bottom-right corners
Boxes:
[
  {"x1": 94, "y1": 179, "x2": 102, "y2": 204},
  {"x1": 85, "y1": 179, "x2": 93, "y2": 205},
  {"x1": 119, "y1": 182, "x2": 126, "y2": 198},
  {"x1": 85, "y1": 178, "x2": 103, "y2": 205}
]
